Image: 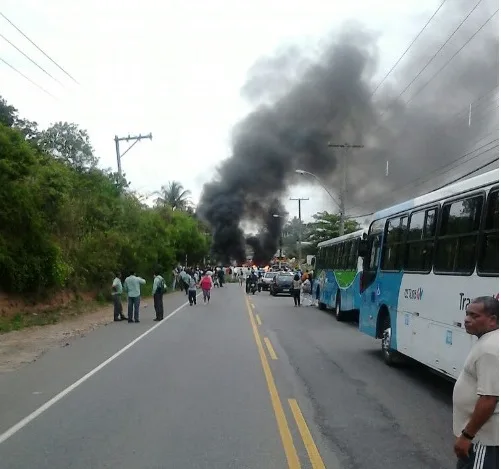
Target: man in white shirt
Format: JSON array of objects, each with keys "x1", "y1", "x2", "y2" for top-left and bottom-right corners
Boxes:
[{"x1": 453, "y1": 296, "x2": 499, "y2": 469}]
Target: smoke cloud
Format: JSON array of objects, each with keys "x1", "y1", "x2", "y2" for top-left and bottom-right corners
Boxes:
[{"x1": 198, "y1": 2, "x2": 498, "y2": 264}]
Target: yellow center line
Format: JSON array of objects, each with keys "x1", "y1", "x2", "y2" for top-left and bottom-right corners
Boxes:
[
  {"x1": 264, "y1": 337, "x2": 278, "y2": 360},
  {"x1": 256, "y1": 314, "x2": 262, "y2": 326},
  {"x1": 288, "y1": 399, "x2": 326, "y2": 469},
  {"x1": 244, "y1": 295, "x2": 301, "y2": 469}
]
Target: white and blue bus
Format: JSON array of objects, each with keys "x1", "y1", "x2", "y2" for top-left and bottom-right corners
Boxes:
[
  {"x1": 357, "y1": 169, "x2": 498, "y2": 379},
  {"x1": 313, "y1": 229, "x2": 366, "y2": 321}
]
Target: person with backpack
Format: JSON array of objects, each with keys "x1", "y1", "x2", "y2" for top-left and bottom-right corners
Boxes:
[
  {"x1": 188, "y1": 274, "x2": 198, "y2": 306},
  {"x1": 200, "y1": 271, "x2": 213, "y2": 304},
  {"x1": 152, "y1": 270, "x2": 166, "y2": 321}
]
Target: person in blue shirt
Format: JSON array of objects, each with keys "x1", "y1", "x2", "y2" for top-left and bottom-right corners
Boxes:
[{"x1": 123, "y1": 271, "x2": 146, "y2": 323}]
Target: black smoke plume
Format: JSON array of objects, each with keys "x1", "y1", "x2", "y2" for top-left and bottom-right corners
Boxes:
[{"x1": 198, "y1": 3, "x2": 498, "y2": 263}]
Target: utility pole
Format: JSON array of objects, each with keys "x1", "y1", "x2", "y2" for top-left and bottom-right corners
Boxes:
[
  {"x1": 114, "y1": 133, "x2": 153, "y2": 178},
  {"x1": 327, "y1": 143, "x2": 364, "y2": 236},
  {"x1": 290, "y1": 197, "x2": 309, "y2": 267}
]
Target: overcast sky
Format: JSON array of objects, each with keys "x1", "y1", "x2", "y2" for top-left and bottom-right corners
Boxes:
[{"x1": 0, "y1": 0, "x2": 488, "y2": 223}]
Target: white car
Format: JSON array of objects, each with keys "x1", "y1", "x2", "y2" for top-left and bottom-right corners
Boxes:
[{"x1": 260, "y1": 272, "x2": 277, "y2": 291}]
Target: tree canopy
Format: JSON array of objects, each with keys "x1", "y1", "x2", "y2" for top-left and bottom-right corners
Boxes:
[
  {"x1": 154, "y1": 181, "x2": 192, "y2": 211},
  {"x1": 0, "y1": 97, "x2": 210, "y2": 296},
  {"x1": 280, "y1": 212, "x2": 361, "y2": 258}
]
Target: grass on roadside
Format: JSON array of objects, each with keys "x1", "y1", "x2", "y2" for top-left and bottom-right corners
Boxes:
[
  {"x1": 0, "y1": 296, "x2": 105, "y2": 334},
  {"x1": 0, "y1": 281, "x2": 177, "y2": 335}
]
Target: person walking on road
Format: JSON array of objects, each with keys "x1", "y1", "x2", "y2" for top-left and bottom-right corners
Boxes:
[
  {"x1": 152, "y1": 270, "x2": 166, "y2": 321},
  {"x1": 200, "y1": 271, "x2": 213, "y2": 305},
  {"x1": 123, "y1": 271, "x2": 146, "y2": 323},
  {"x1": 188, "y1": 274, "x2": 198, "y2": 306},
  {"x1": 301, "y1": 277, "x2": 312, "y2": 306},
  {"x1": 112, "y1": 272, "x2": 126, "y2": 321},
  {"x1": 291, "y1": 274, "x2": 301, "y2": 307},
  {"x1": 453, "y1": 296, "x2": 499, "y2": 469}
]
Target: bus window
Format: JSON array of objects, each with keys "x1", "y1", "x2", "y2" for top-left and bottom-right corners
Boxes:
[
  {"x1": 350, "y1": 239, "x2": 358, "y2": 269},
  {"x1": 478, "y1": 189, "x2": 498, "y2": 275},
  {"x1": 343, "y1": 241, "x2": 352, "y2": 269},
  {"x1": 317, "y1": 248, "x2": 324, "y2": 270},
  {"x1": 336, "y1": 244, "x2": 344, "y2": 269},
  {"x1": 326, "y1": 246, "x2": 332, "y2": 268},
  {"x1": 382, "y1": 215, "x2": 408, "y2": 271},
  {"x1": 404, "y1": 208, "x2": 436, "y2": 272},
  {"x1": 435, "y1": 195, "x2": 483, "y2": 274}
]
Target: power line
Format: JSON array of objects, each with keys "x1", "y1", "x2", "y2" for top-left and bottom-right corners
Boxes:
[
  {"x1": 0, "y1": 56, "x2": 54, "y2": 97},
  {"x1": 371, "y1": 0, "x2": 448, "y2": 97},
  {"x1": 348, "y1": 154, "x2": 498, "y2": 220},
  {"x1": 404, "y1": 9, "x2": 499, "y2": 105},
  {"x1": 347, "y1": 139, "x2": 499, "y2": 217},
  {"x1": 0, "y1": 11, "x2": 79, "y2": 84},
  {"x1": 0, "y1": 32, "x2": 64, "y2": 86},
  {"x1": 379, "y1": 0, "x2": 485, "y2": 121},
  {"x1": 434, "y1": 157, "x2": 498, "y2": 190},
  {"x1": 360, "y1": 89, "x2": 498, "y2": 175}
]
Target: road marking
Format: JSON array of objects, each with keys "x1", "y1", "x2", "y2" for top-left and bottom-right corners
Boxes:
[
  {"x1": 244, "y1": 296, "x2": 300, "y2": 469},
  {"x1": 264, "y1": 337, "x2": 278, "y2": 360},
  {"x1": 288, "y1": 399, "x2": 326, "y2": 469},
  {"x1": 251, "y1": 303, "x2": 255, "y2": 309},
  {"x1": 0, "y1": 296, "x2": 197, "y2": 446},
  {"x1": 256, "y1": 314, "x2": 262, "y2": 326}
]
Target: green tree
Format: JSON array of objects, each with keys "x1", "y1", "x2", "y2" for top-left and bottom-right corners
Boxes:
[
  {"x1": 0, "y1": 97, "x2": 38, "y2": 140},
  {"x1": 154, "y1": 181, "x2": 192, "y2": 211},
  {"x1": 38, "y1": 121, "x2": 98, "y2": 170},
  {"x1": 0, "y1": 95, "x2": 211, "y2": 298},
  {"x1": 305, "y1": 211, "x2": 360, "y2": 245},
  {"x1": 0, "y1": 123, "x2": 63, "y2": 293}
]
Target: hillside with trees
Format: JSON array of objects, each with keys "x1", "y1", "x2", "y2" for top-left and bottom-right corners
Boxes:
[{"x1": 0, "y1": 96, "x2": 210, "y2": 302}]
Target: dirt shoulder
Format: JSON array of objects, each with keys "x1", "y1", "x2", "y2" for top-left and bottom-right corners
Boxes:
[{"x1": 0, "y1": 303, "x2": 114, "y2": 374}]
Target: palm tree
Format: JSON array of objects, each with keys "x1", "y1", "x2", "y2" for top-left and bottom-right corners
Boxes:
[{"x1": 154, "y1": 181, "x2": 192, "y2": 211}]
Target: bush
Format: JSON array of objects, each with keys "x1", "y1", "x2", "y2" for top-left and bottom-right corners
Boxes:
[{"x1": 0, "y1": 102, "x2": 210, "y2": 296}]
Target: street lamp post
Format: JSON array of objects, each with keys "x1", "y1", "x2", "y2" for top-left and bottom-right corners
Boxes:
[{"x1": 295, "y1": 169, "x2": 344, "y2": 238}]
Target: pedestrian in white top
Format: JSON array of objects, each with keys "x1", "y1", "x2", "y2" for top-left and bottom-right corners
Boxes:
[{"x1": 453, "y1": 296, "x2": 499, "y2": 469}]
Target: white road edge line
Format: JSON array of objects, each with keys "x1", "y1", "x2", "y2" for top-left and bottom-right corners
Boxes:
[{"x1": 0, "y1": 294, "x2": 199, "y2": 445}]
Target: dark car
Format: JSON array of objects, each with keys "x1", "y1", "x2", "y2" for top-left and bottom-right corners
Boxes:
[{"x1": 270, "y1": 273, "x2": 294, "y2": 296}]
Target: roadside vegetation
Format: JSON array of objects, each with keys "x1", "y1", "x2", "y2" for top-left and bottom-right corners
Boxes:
[{"x1": 0, "y1": 96, "x2": 210, "y2": 332}]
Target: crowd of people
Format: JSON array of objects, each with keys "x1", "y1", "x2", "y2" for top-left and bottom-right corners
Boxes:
[{"x1": 110, "y1": 264, "x2": 317, "y2": 323}]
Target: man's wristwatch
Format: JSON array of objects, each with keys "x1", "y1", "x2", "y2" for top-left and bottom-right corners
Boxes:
[{"x1": 461, "y1": 430, "x2": 475, "y2": 440}]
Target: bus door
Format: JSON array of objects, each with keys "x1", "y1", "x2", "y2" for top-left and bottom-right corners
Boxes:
[{"x1": 359, "y1": 221, "x2": 384, "y2": 335}]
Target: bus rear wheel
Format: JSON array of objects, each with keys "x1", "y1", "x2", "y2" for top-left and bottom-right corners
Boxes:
[
  {"x1": 335, "y1": 293, "x2": 345, "y2": 321},
  {"x1": 381, "y1": 314, "x2": 399, "y2": 366}
]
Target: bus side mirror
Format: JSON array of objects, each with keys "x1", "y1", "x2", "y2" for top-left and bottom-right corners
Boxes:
[{"x1": 358, "y1": 239, "x2": 368, "y2": 258}]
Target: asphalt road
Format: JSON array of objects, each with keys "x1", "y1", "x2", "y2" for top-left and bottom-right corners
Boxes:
[
  {"x1": 0, "y1": 284, "x2": 455, "y2": 468},
  {"x1": 252, "y1": 288, "x2": 455, "y2": 469}
]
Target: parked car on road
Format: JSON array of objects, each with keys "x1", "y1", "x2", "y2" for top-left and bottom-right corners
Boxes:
[
  {"x1": 270, "y1": 273, "x2": 294, "y2": 296},
  {"x1": 260, "y1": 272, "x2": 276, "y2": 291}
]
